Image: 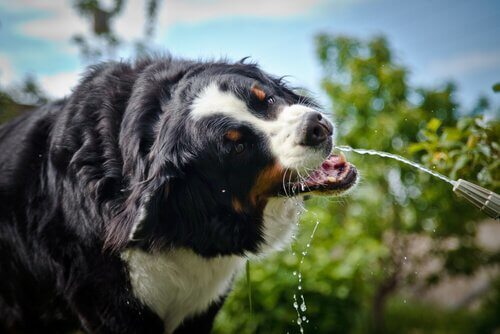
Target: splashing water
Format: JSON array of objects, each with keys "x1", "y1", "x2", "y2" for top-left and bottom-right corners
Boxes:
[
  {"x1": 334, "y1": 145, "x2": 456, "y2": 186},
  {"x1": 292, "y1": 209, "x2": 320, "y2": 334}
]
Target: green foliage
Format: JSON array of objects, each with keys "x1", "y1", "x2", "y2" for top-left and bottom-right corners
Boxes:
[
  {"x1": 0, "y1": 75, "x2": 46, "y2": 124},
  {"x1": 409, "y1": 117, "x2": 499, "y2": 190},
  {"x1": 472, "y1": 277, "x2": 500, "y2": 333},
  {"x1": 216, "y1": 35, "x2": 499, "y2": 333},
  {"x1": 383, "y1": 299, "x2": 477, "y2": 334}
]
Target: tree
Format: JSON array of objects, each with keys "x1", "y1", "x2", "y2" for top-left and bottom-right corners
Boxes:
[
  {"x1": 315, "y1": 34, "x2": 498, "y2": 332},
  {"x1": 71, "y1": 0, "x2": 161, "y2": 62},
  {"x1": 0, "y1": 75, "x2": 47, "y2": 124}
]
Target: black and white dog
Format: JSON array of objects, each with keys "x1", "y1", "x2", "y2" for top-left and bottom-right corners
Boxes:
[{"x1": 0, "y1": 57, "x2": 357, "y2": 333}]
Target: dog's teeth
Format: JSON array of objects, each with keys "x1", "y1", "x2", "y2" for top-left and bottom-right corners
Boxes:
[
  {"x1": 327, "y1": 176, "x2": 337, "y2": 183},
  {"x1": 338, "y1": 152, "x2": 346, "y2": 163}
]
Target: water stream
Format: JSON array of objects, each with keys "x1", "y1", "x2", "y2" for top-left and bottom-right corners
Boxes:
[{"x1": 334, "y1": 145, "x2": 456, "y2": 186}]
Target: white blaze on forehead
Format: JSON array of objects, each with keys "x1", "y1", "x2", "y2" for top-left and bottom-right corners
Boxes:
[{"x1": 191, "y1": 83, "x2": 328, "y2": 170}]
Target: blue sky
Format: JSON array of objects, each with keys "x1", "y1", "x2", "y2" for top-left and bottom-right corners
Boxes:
[{"x1": 0, "y1": 0, "x2": 499, "y2": 113}]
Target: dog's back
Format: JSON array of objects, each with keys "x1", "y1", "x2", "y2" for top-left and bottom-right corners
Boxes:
[{"x1": 0, "y1": 102, "x2": 80, "y2": 332}]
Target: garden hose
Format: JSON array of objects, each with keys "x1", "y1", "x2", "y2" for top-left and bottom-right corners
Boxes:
[{"x1": 453, "y1": 179, "x2": 500, "y2": 220}]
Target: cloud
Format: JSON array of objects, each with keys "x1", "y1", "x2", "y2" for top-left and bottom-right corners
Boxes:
[
  {"x1": 113, "y1": 0, "x2": 325, "y2": 44},
  {"x1": 8, "y1": 0, "x2": 88, "y2": 42},
  {"x1": 0, "y1": 53, "x2": 15, "y2": 84},
  {"x1": 157, "y1": 0, "x2": 324, "y2": 26},
  {"x1": 39, "y1": 70, "x2": 81, "y2": 98},
  {"x1": 427, "y1": 50, "x2": 500, "y2": 78},
  {"x1": 7, "y1": 0, "x2": 325, "y2": 51}
]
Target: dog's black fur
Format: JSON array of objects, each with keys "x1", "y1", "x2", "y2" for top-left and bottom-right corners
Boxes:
[{"x1": 0, "y1": 57, "x2": 313, "y2": 333}]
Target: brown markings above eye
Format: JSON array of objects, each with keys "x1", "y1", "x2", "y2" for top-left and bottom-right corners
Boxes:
[
  {"x1": 251, "y1": 85, "x2": 266, "y2": 102},
  {"x1": 225, "y1": 130, "x2": 246, "y2": 155},
  {"x1": 225, "y1": 129, "x2": 242, "y2": 142}
]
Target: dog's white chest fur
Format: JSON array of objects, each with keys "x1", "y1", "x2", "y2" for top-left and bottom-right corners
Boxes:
[
  {"x1": 122, "y1": 197, "x2": 301, "y2": 333},
  {"x1": 122, "y1": 248, "x2": 245, "y2": 333}
]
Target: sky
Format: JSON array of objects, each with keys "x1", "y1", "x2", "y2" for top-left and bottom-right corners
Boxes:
[{"x1": 0, "y1": 0, "x2": 499, "y2": 113}]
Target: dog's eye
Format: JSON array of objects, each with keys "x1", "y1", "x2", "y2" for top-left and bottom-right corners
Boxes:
[
  {"x1": 266, "y1": 96, "x2": 275, "y2": 105},
  {"x1": 233, "y1": 142, "x2": 246, "y2": 154}
]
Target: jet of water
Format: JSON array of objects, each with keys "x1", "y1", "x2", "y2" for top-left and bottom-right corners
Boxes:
[
  {"x1": 334, "y1": 145, "x2": 456, "y2": 185},
  {"x1": 334, "y1": 145, "x2": 500, "y2": 219}
]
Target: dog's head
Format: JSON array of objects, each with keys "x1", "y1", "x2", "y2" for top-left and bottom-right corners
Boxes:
[{"x1": 106, "y1": 59, "x2": 357, "y2": 256}]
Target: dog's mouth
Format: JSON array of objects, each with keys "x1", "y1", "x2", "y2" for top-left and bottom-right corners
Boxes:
[{"x1": 287, "y1": 153, "x2": 358, "y2": 195}]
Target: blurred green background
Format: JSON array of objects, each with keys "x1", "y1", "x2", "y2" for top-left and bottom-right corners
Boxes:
[{"x1": 1, "y1": 1, "x2": 499, "y2": 333}]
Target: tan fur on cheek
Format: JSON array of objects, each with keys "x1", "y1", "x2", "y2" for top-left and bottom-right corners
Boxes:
[{"x1": 249, "y1": 162, "x2": 285, "y2": 206}]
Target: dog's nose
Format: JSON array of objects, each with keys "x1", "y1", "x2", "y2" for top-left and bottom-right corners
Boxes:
[{"x1": 300, "y1": 112, "x2": 333, "y2": 146}]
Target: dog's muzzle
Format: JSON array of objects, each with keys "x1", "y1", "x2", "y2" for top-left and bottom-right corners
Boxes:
[{"x1": 298, "y1": 112, "x2": 334, "y2": 147}]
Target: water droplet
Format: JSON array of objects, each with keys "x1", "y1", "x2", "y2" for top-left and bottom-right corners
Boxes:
[
  {"x1": 403, "y1": 299, "x2": 407, "y2": 304},
  {"x1": 298, "y1": 286, "x2": 302, "y2": 290},
  {"x1": 302, "y1": 316, "x2": 307, "y2": 321},
  {"x1": 293, "y1": 271, "x2": 297, "y2": 276},
  {"x1": 221, "y1": 189, "x2": 226, "y2": 193},
  {"x1": 296, "y1": 318, "x2": 302, "y2": 325},
  {"x1": 293, "y1": 301, "x2": 298, "y2": 309},
  {"x1": 404, "y1": 256, "x2": 407, "y2": 261},
  {"x1": 300, "y1": 302, "x2": 307, "y2": 312}
]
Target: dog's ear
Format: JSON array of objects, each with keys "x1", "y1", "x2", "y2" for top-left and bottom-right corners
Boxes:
[{"x1": 103, "y1": 162, "x2": 176, "y2": 252}]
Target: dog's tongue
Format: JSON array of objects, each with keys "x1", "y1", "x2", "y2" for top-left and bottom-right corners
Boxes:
[{"x1": 302, "y1": 153, "x2": 353, "y2": 190}]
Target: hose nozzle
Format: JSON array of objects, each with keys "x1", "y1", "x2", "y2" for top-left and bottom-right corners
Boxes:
[{"x1": 453, "y1": 179, "x2": 499, "y2": 220}]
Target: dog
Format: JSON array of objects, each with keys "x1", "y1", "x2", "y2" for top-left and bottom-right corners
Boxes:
[{"x1": 0, "y1": 56, "x2": 357, "y2": 333}]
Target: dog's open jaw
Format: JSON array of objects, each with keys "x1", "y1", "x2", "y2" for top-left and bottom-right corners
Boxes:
[{"x1": 291, "y1": 153, "x2": 358, "y2": 195}]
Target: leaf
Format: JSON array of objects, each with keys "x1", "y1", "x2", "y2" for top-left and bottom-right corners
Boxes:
[
  {"x1": 477, "y1": 144, "x2": 492, "y2": 157},
  {"x1": 450, "y1": 155, "x2": 468, "y2": 179},
  {"x1": 427, "y1": 118, "x2": 442, "y2": 132},
  {"x1": 408, "y1": 143, "x2": 427, "y2": 154},
  {"x1": 443, "y1": 128, "x2": 461, "y2": 142},
  {"x1": 493, "y1": 82, "x2": 500, "y2": 92}
]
